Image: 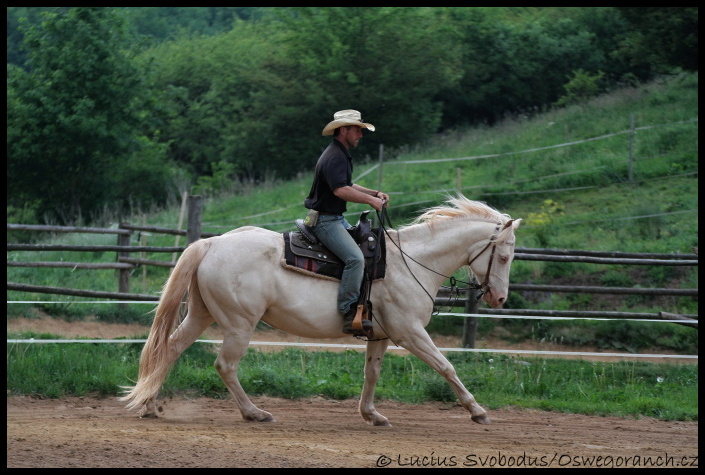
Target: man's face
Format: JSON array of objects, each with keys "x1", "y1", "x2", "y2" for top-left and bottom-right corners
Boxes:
[{"x1": 339, "y1": 126, "x2": 364, "y2": 149}]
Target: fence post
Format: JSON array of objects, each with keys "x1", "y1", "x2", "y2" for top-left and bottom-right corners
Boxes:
[
  {"x1": 141, "y1": 214, "x2": 148, "y2": 292},
  {"x1": 376, "y1": 144, "x2": 384, "y2": 228},
  {"x1": 117, "y1": 225, "x2": 131, "y2": 311},
  {"x1": 628, "y1": 113, "x2": 635, "y2": 182},
  {"x1": 462, "y1": 276, "x2": 480, "y2": 348},
  {"x1": 173, "y1": 190, "x2": 188, "y2": 263},
  {"x1": 377, "y1": 143, "x2": 384, "y2": 192},
  {"x1": 187, "y1": 195, "x2": 203, "y2": 244}
]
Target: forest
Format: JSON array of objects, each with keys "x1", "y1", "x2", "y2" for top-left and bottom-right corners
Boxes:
[{"x1": 6, "y1": 7, "x2": 698, "y2": 225}]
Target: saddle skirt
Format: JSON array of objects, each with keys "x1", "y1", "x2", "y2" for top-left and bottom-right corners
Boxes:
[{"x1": 282, "y1": 211, "x2": 386, "y2": 281}]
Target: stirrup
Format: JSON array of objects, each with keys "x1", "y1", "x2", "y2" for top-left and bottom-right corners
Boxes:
[{"x1": 345, "y1": 304, "x2": 373, "y2": 337}]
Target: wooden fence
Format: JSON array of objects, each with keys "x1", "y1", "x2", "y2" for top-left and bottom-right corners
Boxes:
[{"x1": 7, "y1": 196, "x2": 699, "y2": 346}]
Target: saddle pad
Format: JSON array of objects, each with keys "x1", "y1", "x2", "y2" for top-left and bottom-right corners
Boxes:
[{"x1": 282, "y1": 230, "x2": 386, "y2": 281}]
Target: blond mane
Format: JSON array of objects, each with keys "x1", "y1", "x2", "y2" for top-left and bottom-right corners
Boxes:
[{"x1": 406, "y1": 195, "x2": 510, "y2": 228}]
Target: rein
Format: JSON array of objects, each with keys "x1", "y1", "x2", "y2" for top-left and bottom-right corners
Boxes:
[
  {"x1": 376, "y1": 208, "x2": 501, "y2": 307},
  {"x1": 357, "y1": 206, "x2": 499, "y2": 343}
]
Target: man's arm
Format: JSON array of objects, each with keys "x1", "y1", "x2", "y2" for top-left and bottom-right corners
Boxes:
[{"x1": 334, "y1": 185, "x2": 388, "y2": 211}]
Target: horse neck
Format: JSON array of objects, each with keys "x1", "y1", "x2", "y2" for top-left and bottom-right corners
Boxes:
[{"x1": 395, "y1": 217, "x2": 498, "y2": 287}]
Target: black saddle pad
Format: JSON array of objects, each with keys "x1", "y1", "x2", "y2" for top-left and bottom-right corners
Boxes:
[{"x1": 283, "y1": 228, "x2": 386, "y2": 281}]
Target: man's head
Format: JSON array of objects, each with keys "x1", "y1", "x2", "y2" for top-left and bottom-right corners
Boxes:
[
  {"x1": 334, "y1": 125, "x2": 364, "y2": 150},
  {"x1": 322, "y1": 110, "x2": 375, "y2": 136}
]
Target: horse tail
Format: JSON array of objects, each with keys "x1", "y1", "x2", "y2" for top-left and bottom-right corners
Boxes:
[{"x1": 119, "y1": 239, "x2": 212, "y2": 414}]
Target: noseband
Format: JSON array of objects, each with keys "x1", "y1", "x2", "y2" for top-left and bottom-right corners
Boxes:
[{"x1": 467, "y1": 223, "x2": 502, "y2": 301}]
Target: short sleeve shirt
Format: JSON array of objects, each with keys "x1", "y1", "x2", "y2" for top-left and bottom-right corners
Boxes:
[{"x1": 304, "y1": 140, "x2": 353, "y2": 214}]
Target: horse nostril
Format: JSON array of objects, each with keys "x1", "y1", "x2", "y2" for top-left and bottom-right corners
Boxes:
[{"x1": 498, "y1": 297, "x2": 505, "y2": 304}]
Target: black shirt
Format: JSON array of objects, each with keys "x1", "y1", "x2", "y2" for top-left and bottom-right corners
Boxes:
[{"x1": 304, "y1": 140, "x2": 353, "y2": 215}]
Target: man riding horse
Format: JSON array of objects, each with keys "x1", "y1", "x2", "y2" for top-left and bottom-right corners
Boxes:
[{"x1": 303, "y1": 110, "x2": 390, "y2": 335}]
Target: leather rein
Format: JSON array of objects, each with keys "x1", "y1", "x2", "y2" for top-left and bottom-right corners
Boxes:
[
  {"x1": 377, "y1": 208, "x2": 502, "y2": 305},
  {"x1": 358, "y1": 208, "x2": 503, "y2": 343}
]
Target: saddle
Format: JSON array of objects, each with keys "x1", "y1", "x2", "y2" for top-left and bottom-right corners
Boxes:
[{"x1": 282, "y1": 210, "x2": 386, "y2": 282}]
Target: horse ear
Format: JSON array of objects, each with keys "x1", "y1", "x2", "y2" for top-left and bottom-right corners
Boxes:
[{"x1": 502, "y1": 219, "x2": 522, "y2": 232}]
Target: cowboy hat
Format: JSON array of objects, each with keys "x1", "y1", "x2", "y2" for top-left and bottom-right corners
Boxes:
[{"x1": 322, "y1": 109, "x2": 375, "y2": 136}]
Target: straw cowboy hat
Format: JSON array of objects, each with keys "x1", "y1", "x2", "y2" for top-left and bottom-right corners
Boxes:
[{"x1": 322, "y1": 109, "x2": 375, "y2": 136}]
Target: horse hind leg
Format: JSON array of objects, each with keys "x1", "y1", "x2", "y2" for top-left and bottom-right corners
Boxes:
[
  {"x1": 141, "y1": 294, "x2": 215, "y2": 417},
  {"x1": 215, "y1": 331, "x2": 275, "y2": 422}
]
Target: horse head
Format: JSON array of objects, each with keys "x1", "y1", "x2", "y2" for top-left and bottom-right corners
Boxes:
[{"x1": 468, "y1": 218, "x2": 521, "y2": 309}]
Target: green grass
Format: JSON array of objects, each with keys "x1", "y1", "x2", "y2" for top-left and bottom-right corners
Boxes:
[{"x1": 6, "y1": 336, "x2": 697, "y2": 422}]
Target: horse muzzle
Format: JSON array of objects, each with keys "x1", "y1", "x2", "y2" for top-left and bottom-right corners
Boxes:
[{"x1": 482, "y1": 287, "x2": 507, "y2": 309}]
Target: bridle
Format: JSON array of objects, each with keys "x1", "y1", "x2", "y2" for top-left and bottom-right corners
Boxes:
[
  {"x1": 377, "y1": 208, "x2": 503, "y2": 305},
  {"x1": 465, "y1": 222, "x2": 502, "y2": 301}
]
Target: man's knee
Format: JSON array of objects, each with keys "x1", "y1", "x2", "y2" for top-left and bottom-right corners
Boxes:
[{"x1": 344, "y1": 254, "x2": 364, "y2": 269}]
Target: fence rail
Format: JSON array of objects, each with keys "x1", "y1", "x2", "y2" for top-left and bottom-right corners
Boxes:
[
  {"x1": 514, "y1": 253, "x2": 697, "y2": 266},
  {"x1": 7, "y1": 282, "x2": 157, "y2": 301}
]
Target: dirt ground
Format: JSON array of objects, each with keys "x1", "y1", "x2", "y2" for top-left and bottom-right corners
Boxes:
[
  {"x1": 6, "y1": 394, "x2": 699, "y2": 469},
  {"x1": 6, "y1": 317, "x2": 699, "y2": 468}
]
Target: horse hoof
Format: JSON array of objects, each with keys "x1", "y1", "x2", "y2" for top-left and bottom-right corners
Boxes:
[
  {"x1": 139, "y1": 412, "x2": 159, "y2": 419},
  {"x1": 367, "y1": 416, "x2": 392, "y2": 427},
  {"x1": 243, "y1": 412, "x2": 276, "y2": 422},
  {"x1": 471, "y1": 414, "x2": 491, "y2": 425}
]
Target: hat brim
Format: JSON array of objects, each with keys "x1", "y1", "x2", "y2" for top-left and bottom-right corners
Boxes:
[{"x1": 322, "y1": 120, "x2": 375, "y2": 136}]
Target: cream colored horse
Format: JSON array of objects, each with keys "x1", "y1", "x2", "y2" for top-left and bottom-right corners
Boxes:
[{"x1": 120, "y1": 195, "x2": 521, "y2": 426}]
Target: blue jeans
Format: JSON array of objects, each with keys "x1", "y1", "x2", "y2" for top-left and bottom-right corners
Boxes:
[{"x1": 312, "y1": 215, "x2": 364, "y2": 315}]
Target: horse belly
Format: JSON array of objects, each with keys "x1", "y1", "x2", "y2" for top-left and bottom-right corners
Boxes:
[
  {"x1": 262, "y1": 277, "x2": 347, "y2": 339},
  {"x1": 198, "y1": 229, "x2": 347, "y2": 339}
]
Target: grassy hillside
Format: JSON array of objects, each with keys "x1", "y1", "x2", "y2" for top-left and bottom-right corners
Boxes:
[{"x1": 7, "y1": 72, "x2": 698, "y2": 353}]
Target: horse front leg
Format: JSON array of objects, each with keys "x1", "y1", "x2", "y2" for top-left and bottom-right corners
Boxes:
[
  {"x1": 359, "y1": 338, "x2": 392, "y2": 426},
  {"x1": 399, "y1": 329, "x2": 490, "y2": 424}
]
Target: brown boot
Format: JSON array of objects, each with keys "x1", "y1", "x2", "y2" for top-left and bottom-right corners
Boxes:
[{"x1": 342, "y1": 306, "x2": 372, "y2": 335}]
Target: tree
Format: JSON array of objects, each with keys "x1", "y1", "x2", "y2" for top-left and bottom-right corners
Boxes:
[
  {"x1": 141, "y1": 7, "x2": 463, "y2": 181},
  {"x1": 139, "y1": 20, "x2": 281, "y2": 179},
  {"x1": 554, "y1": 69, "x2": 606, "y2": 107},
  {"x1": 242, "y1": 7, "x2": 463, "y2": 176},
  {"x1": 616, "y1": 7, "x2": 698, "y2": 72},
  {"x1": 438, "y1": 7, "x2": 620, "y2": 128},
  {"x1": 7, "y1": 7, "x2": 167, "y2": 224}
]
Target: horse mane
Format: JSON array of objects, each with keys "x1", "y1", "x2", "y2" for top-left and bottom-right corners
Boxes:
[{"x1": 405, "y1": 194, "x2": 510, "y2": 228}]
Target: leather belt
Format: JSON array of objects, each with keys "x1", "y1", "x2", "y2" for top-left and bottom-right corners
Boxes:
[{"x1": 317, "y1": 211, "x2": 342, "y2": 216}]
